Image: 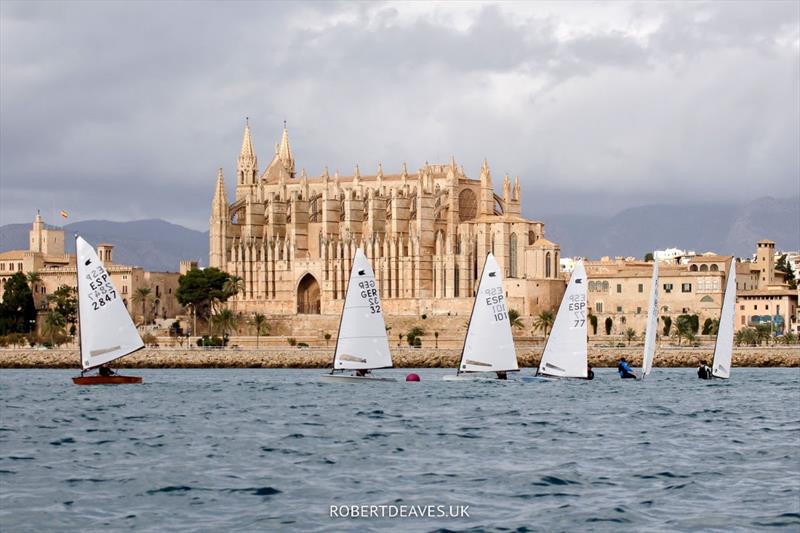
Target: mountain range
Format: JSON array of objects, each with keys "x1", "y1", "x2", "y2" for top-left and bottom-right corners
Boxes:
[{"x1": 0, "y1": 197, "x2": 797, "y2": 271}]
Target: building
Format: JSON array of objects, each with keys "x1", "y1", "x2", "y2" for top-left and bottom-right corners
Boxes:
[
  {"x1": 0, "y1": 213, "x2": 183, "y2": 323},
  {"x1": 584, "y1": 255, "x2": 731, "y2": 336},
  {"x1": 734, "y1": 240, "x2": 797, "y2": 334},
  {"x1": 208, "y1": 121, "x2": 565, "y2": 318}
]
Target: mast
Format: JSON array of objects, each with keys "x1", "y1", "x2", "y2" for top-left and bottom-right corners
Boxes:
[
  {"x1": 75, "y1": 234, "x2": 84, "y2": 369},
  {"x1": 456, "y1": 253, "x2": 490, "y2": 375},
  {"x1": 329, "y1": 250, "x2": 350, "y2": 374}
]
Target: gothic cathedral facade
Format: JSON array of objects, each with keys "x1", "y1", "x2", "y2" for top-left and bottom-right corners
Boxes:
[{"x1": 209, "y1": 121, "x2": 565, "y2": 317}]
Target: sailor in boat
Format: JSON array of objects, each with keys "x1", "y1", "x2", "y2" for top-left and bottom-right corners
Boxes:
[
  {"x1": 496, "y1": 371, "x2": 508, "y2": 380},
  {"x1": 587, "y1": 365, "x2": 595, "y2": 380},
  {"x1": 697, "y1": 361, "x2": 712, "y2": 380},
  {"x1": 98, "y1": 364, "x2": 116, "y2": 377},
  {"x1": 617, "y1": 358, "x2": 637, "y2": 379},
  {"x1": 355, "y1": 369, "x2": 371, "y2": 377}
]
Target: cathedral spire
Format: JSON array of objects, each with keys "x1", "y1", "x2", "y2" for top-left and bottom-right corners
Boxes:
[
  {"x1": 212, "y1": 167, "x2": 229, "y2": 212},
  {"x1": 278, "y1": 121, "x2": 293, "y2": 168},
  {"x1": 239, "y1": 117, "x2": 256, "y2": 163}
]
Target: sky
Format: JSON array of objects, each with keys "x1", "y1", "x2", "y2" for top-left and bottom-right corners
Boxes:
[{"x1": 1, "y1": 1, "x2": 798, "y2": 231}]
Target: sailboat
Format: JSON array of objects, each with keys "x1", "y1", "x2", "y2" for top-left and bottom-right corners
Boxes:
[
  {"x1": 706, "y1": 260, "x2": 736, "y2": 380},
  {"x1": 534, "y1": 259, "x2": 590, "y2": 380},
  {"x1": 72, "y1": 236, "x2": 144, "y2": 385},
  {"x1": 640, "y1": 261, "x2": 659, "y2": 379},
  {"x1": 320, "y1": 247, "x2": 396, "y2": 383},
  {"x1": 443, "y1": 253, "x2": 518, "y2": 381}
]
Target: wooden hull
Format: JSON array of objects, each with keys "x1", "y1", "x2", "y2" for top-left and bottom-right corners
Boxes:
[
  {"x1": 72, "y1": 375, "x2": 143, "y2": 385},
  {"x1": 319, "y1": 374, "x2": 397, "y2": 383}
]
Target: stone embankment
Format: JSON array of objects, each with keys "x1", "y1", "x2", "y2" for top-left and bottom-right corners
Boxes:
[{"x1": 0, "y1": 346, "x2": 797, "y2": 369}]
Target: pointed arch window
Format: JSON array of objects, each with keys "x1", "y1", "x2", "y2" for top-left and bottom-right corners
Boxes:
[{"x1": 545, "y1": 252, "x2": 551, "y2": 278}]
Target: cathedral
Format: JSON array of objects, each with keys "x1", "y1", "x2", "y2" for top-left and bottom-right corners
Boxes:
[{"x1": 209, "y1": 121, "x2": 565, "y2": 317}]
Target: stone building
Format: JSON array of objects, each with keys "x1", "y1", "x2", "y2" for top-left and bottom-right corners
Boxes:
[
  {"x1": 209, "y1": 121, "x2": 565, "y2": 318},
  {"x1": 584, "y1": 255, "x2": 732, "y2": 336},
  {"x1": 735, "y1": 240, "x2": 797, "y2": 334},
  {"x1": 0, "y1": 213, "x2": 183, "y2": 323}
]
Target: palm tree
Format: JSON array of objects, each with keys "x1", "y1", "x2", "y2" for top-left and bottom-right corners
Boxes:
[
  {"x1": 250, "y1": 312, "x2": 269, "y2": 347},
  {"x1": 434, "y1": 331, "x2": 439, "y2": 348},
  {"x1": 212, "y1": 308, "x2": 240, "y2": 338},
  {"x1": 42, "y1": 310, "x2": 66, "y2": 346},
  {"x1": 674, "y1": 315, "x2": 693, "y2": 345},
  {"x1": 508, "y1": 308, "x2": 524, "y2": 330},
  {"x1": 131, "y1": 287, "x2": 152, "y2": 325},
  {"x1": 223, "y1": 275, "x2": 245, "y2": 311},
  {"x1": 532, "y1": 311, "x2": 555, "y2": 339},
  {"x1": 624, "y1": 327, "x2": 637, "y2": 346}
]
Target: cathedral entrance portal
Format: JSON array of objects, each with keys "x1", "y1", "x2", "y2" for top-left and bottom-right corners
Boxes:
[{"x1": 297, "y1": 274, "x2": 321, "y2": 314}]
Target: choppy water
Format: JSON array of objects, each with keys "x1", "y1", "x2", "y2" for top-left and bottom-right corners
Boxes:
[{"x1": 1, "y1": 368, "x2": 798, "y2": 532}]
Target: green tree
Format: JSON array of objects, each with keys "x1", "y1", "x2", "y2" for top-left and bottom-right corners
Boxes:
[
  {"x1": 132, "y1": 286, "x2": 152, "y2": 325},
  {"x1": 702, "y1": 318, "x2": 720, "y2": 335},
  {"x1": 211, "y1": 308, "x2": 240, "y2": 338},
  {"x1": 754, "y1": 323, "x2": 773, "y2": 345},
  {"x1": 507, "y1": 309, "x2": 524, "y2": 330},
  {"x1": 250, "y1": 312, "x2": 269, "y2": 347},
  {"x1": 624, "y1": 327, "x2": 637, "y2": 346},
  {"x1": 48, "y1": 285, "x2": 78, "y2": 326},
  {"x1": 662, "y1": 316, "x2": 672, "y2": 336},
  {"x1": 604, "y1": 316, "x2": 613, "y2": 335},
  {"x1": 675, "y1": 315, "x2": 694, "y2": 345},
  {"x1": 532, "y1": 311, "x2": 555, "y2": 338},
  {"x1": 176, "y1": 267, "x2": 231, "y2": 332},
  {"x1": 0, "y1": 273, "x2": 36, "y2": 335},
  {"x1": 26, "y1": 272, "x2": 42, "y2": 307},
  {"x1": 324, "y1": 332, "x2": 332, "y2": 346},
  {"x1": 589, "y1": 313, "x2": 598, "y2": 335},
  {"x1": 781, "y1": 332, "x2": 797, "y2": 345},
  {"x1": 643, "y1": 252, "x2": 654, "y2": 262},
  {"x1": 406, "y1": 326, "x2": 425, "y2": 347},
  {"x1": 775, "y1": 254, "x2": 797, "y2": 289},
  {"x1": 42, "y1": 310, "x2": 66, "y2": 346}
]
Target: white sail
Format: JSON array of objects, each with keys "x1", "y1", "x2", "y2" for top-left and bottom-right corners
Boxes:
[
  {"x1": 458, "y1": 253, "x2": 518, "y2": 374},
  {"x1": 641, "y1": 261, "x2": 659, "y2": 378},
  {"x1": 537, "y1": 260, "x2": 588, "y2": 378},
  {"x1": 712, "y1": 260, "x2": 736, "y2": 379},
  {"x1": 332, "y1": 248, "x2": 393, "y2": 370},
  {"x1": 77, "y1": 236, "x2": 144, "y2": 369}
]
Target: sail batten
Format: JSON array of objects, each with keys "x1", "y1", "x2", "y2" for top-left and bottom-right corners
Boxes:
[
  {"x1": 641, "y1": 261, "x2": 660, "y2": 378},
  {"x1": 537, "y1": 260, "x2": 588, "y2": 378},
  {"x1": 77, "y1": 236, "x2": 144, "y2": 370},
  {"x1": 458, "y1": 253, "x2": 518, "y2": 374},
  {"x1": 712, "y1": 261, "x2": 736, "y2": 379},
  {"x1": 332, "y1": 248, "x2": 393, "y2": 370}
]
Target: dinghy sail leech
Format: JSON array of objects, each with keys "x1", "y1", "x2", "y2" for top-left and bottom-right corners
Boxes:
[
  {"x1": 72, "y1": 236, "x2": 144, "y2": 385},
  {"x1": 641, "y1": 260, "x2": 659, "y2": 379},
  {"x1": 321, "y1": 248, "x2": 395, "y2": 382},
  {"x1": 444, "y1": 253, "x2": 518, "y2": 381},
  {"x1": 536, "y1": 260, "x2": 589, "y2": 379},
  {"x1": 711, "y1": 260, "x2": 736, "y2": 379}
]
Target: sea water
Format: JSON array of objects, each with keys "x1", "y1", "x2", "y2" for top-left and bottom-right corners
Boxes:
[{"x1": 0, "y1": 368, "x2": 798, "y2": 532}]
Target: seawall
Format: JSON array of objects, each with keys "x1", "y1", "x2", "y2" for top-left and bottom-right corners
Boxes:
[{"x1": 0, "y1": 346, "x2": 797, "y2": 369}]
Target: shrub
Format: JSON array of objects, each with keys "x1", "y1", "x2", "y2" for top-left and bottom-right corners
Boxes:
[
  {"x1": 142, "y1": 332, "x2": 158, "y2": 346},
  {"x1": 297, "y1": 342, "x2": 309, "y2": 348},
  {"x1": 288, "y1": 338, "x2": 297, "y2": 346}
]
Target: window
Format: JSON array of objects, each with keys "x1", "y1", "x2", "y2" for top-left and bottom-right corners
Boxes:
[
  {"x1": 122, "y1": 286, "x2": 128, "y2": 294},
  {"x1": 700, "y1": 295, "x2": 714, "y2": 303},
  {"x1": 616, "y1": 305, "x2": 623, "y2": 312},
  {"x1": 754, "y1": 305, "x2": 758, "y2": 310},
  {"x1": 663, "y1": 283, "x2": 673, "y2": 293},
  {"x1": 636, "y1": 306, "x2": 642, "y2": 314},
  {"x1": 596, "y1": 302, "x2": 604, "y2": 313},
  {"x1": 740, "y1": 305, "x2": 744, "y2": 310},
  {"x1": 545, "y1": 252, "x2": 551, "y2": 278},
  {"x1": 638, "y1": 284, "x2": 643, "y2": 293},
  {"x1": 765, "y1": 304, "x2": 769, "y2": 310},
  {"x1": 509, "y1": 233, "x2": 518, "y2": 278},
  {"x1": 602, "y1": 281, "x2": 609, "y2": 292},
  {"x1": 681, "y1": 283, "x2": 692, "y2": 293},
  {"x1": 741, "y1": 316, "x2": 746, "y2": 325},
  {"x1": 616, "y1": 284, "x2": 622, "y2": 293}
]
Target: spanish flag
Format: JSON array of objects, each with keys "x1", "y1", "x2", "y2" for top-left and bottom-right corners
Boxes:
[{"x1": 60, "y1": 210, "x2": 69, "y2": 219}]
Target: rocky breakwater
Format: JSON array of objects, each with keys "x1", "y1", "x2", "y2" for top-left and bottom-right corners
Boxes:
[{"x1": 0, "y1": 346, "x2": 798, "y2": 369}]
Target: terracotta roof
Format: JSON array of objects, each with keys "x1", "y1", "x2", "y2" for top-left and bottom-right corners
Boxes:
[
  {"x1": 532, "y1": 238, "x2": 559, "y2": 249},
  {"x1": 0, "y1": 250, "x2": 26, "y2": 260}
]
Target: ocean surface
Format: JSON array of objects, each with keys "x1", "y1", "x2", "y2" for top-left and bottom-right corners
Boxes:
[{"x1": 1, "y1": 368, "x2": 798, "y2": 532}]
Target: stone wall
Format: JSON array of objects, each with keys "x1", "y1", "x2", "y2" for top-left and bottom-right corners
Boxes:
[{"x1": 1, "y1": 346, "x2": 796, "y2": 369}]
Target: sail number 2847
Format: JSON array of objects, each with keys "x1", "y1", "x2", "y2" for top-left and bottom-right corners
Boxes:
[{"x1": 85, "y1": 266, "x2": 117, "y2": 311}]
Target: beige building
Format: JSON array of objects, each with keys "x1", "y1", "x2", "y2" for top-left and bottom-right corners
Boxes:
[
  {"x1": 0, "y1": 213, "x2": 183, "y2": 323},
  {"x1": 585, "y1": 255, "x2": 731, "y2": 336},
  {"x1": 208, "y1": 121, "x2": 565, "y2": 318},
  {"x1": 734, "y1": 240, "x2": 797, "y2": 334}
]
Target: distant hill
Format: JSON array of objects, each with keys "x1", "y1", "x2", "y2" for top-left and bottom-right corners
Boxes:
[
  {"x1": 543, "y1": 196, "x2": 800, "y2": 259},
  {"x1": 0, "y1": 219, "x2": 208, "y2": 272}
]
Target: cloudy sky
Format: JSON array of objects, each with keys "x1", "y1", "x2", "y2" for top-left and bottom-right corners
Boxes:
[{"x1": 1, "y1": 1, "x2": 798, "y2": 230}]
